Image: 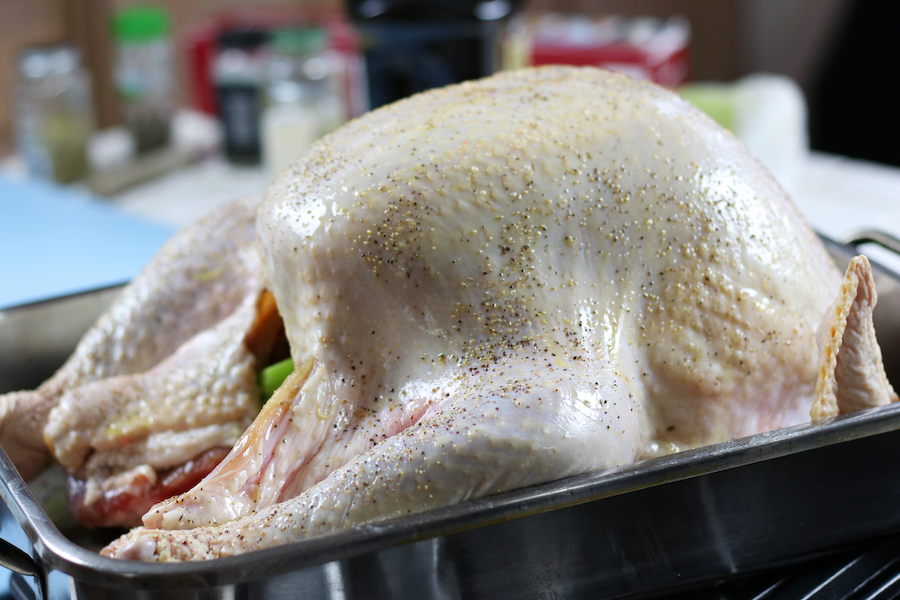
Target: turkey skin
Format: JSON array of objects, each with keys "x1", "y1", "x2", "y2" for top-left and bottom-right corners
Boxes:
[
  {"x1": 0, "y1": 195, "x2": 268, "y2": 525},
  {"x1": 102, "y1": 66, "x2": 894, "y2": 562}
]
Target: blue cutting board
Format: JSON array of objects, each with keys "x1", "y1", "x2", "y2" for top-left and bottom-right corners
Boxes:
[{"x1": 0, "y1": 177, "x2": 174, "y2": 309}]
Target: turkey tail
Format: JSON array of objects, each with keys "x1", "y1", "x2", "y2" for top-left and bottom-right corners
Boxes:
[{"x1": 811, "y1": 255, "x2": 898, "y2": 420}]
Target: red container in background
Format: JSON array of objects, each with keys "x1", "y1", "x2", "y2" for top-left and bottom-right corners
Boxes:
[
  {"x1": 504, "y1": 13, "x2": 690, "y2": 88},
  {"x1": 182, "y1": 8, "x2": 366, "y2": 120},
  {"x1": 184, "y1": 21, "x2": 218, "y2": 116}
]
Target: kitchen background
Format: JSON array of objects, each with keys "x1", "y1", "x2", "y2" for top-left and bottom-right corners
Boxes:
[
  {"x1": 3, "y1": 1, "x2": 900, "y2": 598},
  {"x1": 0, "y1": 0, "x2": 856, "y2": 158},
  {"x1": 1, "y1": 0, "x2": 898, "y2": 305}
]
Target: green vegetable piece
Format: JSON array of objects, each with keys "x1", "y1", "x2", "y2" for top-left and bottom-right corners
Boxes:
[
  {"x1": 259, "y1": 358, "x2": 295, "y2": 400},
  {"x1": 678, "y1": 84, "x2": 736, "y2": 131}
]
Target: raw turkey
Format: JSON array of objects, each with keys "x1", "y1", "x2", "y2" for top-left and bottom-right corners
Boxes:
[
  {"x1": 100, "y1": 66, "x2": 896, "y2": 561},
  {"x1": 0, "y1": 195, "x2": 277, "y2": 526}
]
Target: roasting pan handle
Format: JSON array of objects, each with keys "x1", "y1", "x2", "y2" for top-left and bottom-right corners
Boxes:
[
  {"x1": 0, "y1": 445, "x2": 47, "y2": 599},
  {"x1": 0, "y1": 536, "x2": 39, "y2": 577},
  {"x1": 840, "y1": 229, "x2": 900, "y2": 256}
]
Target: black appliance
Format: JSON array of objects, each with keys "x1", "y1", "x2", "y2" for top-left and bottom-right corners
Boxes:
[{"x1": 346, "y1": 0, "x2": 523, "y2": 109}]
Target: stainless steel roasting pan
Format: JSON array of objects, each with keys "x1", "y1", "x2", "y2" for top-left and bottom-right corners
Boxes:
[{"x1": 3, "y1": 234, "x2": 900, "y2": 600}]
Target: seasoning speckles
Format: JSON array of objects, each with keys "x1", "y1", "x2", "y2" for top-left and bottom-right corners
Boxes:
[
  {"x1": 38, "y1": 195, "x2": 265, "y2": 527},
  {"x1": 105, "y1": 65, "x2": 842, "y2": 562}
]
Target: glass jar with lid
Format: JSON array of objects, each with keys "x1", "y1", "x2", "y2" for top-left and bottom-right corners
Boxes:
[
  {"x1": 16, "y1": 45, "x2": 94, "y2": 183},
  {"x1": 262, "y1": 28, "x2": 346, "y2": 179}
]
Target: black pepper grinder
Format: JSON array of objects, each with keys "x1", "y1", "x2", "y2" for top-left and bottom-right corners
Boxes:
[{"x1": 214, "y1": 29, "x2": 270, "y2": 164}]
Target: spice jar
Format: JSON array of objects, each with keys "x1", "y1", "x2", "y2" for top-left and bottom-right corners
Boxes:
[
  {"x1": 213, "y1": 29, "x2": 270, "y2": 165},
  {"x1": 16, "y1": 45, "x2": 93, "y2": 183},
  {"x1": 262, "y1": 28, "x2": 345, "y2": 179},
  {"x1": 112, "y1": 5, "x2": 176, "y2": 154}
]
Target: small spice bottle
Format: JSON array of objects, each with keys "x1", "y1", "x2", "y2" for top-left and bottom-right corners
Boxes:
[
  {"x1": 112, "y1": 5, "x2": 176, "y2": 154},
  {"x1": 16, "y1": 45, "x2": 94, "y2": 183}
]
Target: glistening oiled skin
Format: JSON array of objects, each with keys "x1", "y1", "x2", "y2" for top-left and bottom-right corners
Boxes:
[
  {"x1": 0, "y1": 195, "x2": 261, "y2": 482},
  {"x1": 44, "y1": 292, "x2": 263, "y2": 527},
  {"x1": 106, "y1": 66, "x2": 841, "y2": 560}
]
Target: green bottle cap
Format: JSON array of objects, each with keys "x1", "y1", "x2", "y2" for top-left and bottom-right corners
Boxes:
[{"x1": 113, "y1": 6, "x2": 170, "y2": 43}]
